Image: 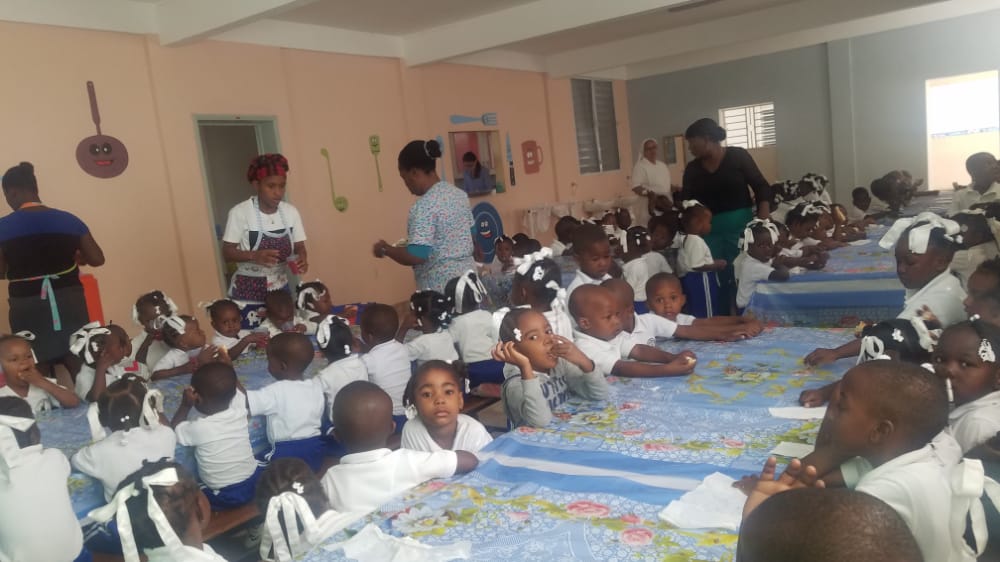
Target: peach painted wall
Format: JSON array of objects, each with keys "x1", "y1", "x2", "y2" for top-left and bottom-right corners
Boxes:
[{"x1": 0, "y1": 21, "x2": 631, "y2": 335}]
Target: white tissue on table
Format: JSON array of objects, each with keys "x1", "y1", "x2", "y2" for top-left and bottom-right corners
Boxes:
[
  {"x1": 768, "y1": 406, "x2": 827, "y2": 420},
  {"x1": 326, "y1": 523, "x2": 472, "y2": 561},
  {"x1": 788, "y1": 266, "x2": 806, "y2": 275},
  {"x1": 848, "y1": 239, "x2": 872, "y2": 246},
  {"x1": 658, "y1": 472, "x2": 746, "y2": 531},
  {"x1": 769, "y1": 441, "x2": 815, "y2": 458}
]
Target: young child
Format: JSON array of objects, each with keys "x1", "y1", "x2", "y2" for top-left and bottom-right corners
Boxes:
[
  {"x1": 360, "y1": 304, "x2": 412, "y2": 427},
  {"x1": 315, "y1": 315, "x2": 368, "y2": 424},
  {"x1": 72, "y1": 376, "x2": 176, "y2": 500},
  {"x1": 445, "y1": 271, "x2": 501, "y2": 386},
  {"x1": 0, "y1": 334, "x2": 79, "y2": 411},
  {"x1": 566, "y1": 223, "x2": 613, "y2": 296},
  {"x1": 320, "y1": 380, "x2": 478, "y2": 512},
  {"x1": 550, "y1": 215, "x2": 580, "y2": 256},
  {"x1": 869, "y1": 177, "x2": 899, "y2": 215},
  {"x1": 676, "y1": 201, "x2": 726, "y2": 317},
  {"x1": 0, "y1": 396, "x2": 84, "y2": 562},
  {"x1": 206, "y1": 299, "x2": 268, "y2": 360},
  {"x1": 398, "y1": 290, "x2": 459, "y2": 366},
  {"x1": 171, "y1": 362, "x2": 261, "y2": 510},
  {"x1": 965, "y1": 258, "x2": 1000, "y2": 323},
  {"x1": 735, "y1": 220, "x2": 790, "y2": 311},
  {"x1": 260, "y1": 290, "x2": 312, "y2": 336},
  {"x1": 933, "y1": 318, "x2": 1000, "y2": 453},
  {"x1": 254, "y1": 458, "x2": 360, "y2": 562},
  {"x1": 644, "y1": 273, "x2": 763, "y2": 340},
  {"x1": 151, "y1": 315, "x2": 224, "y2": 380},
  {"x1": 483, "y1": 235, "x2": 515, "y2": 275},
  {"x1": 493, "y1": 309, "x2": 609, "y2": 427},
  {"x1": 622, "y1": 226, "x2": 670, "y2": 312},
  {"x1": 89, "y1": 460, "x2": 226, "y2": 561},
  {"x1": 509, "y1": 252, "x2": 574, "y2": 341},
  {"x1": 130, "y1": 290, "x2": 178, "y2": 369},
  {"x1": 806, "y1": 214, "x2": 967, "y2": 365},
  {"x1": 296, "y1": 280, "x2": 338, "y2": 331},
  {"x1": 71, "y1": 322, "x2": 132, "y2": 401},
  {"x1": 570, "y1": 285, "x2": 697, "y2": 378},
  {"x1": 401, "y1": 360, "x2": 492, "y2": 452},
  {"x1": 247, "y1": 332, "x2": 326, "y2": 471}
]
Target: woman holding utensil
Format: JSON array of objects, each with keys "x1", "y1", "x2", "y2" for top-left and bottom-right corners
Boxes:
[
  {"x1": 222, "y1": 154, "x2": 309, "y2": 315},
  {"x1": 373, "y1": 139, "x2": 476, "y2": 293}
]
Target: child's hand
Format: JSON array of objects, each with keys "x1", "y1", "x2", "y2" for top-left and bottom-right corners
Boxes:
[
  {"x1": 95, "y1": 346, "x2": 116, "y2": 373},
  {"x1": 798, "y1": 388, "x2": 828, "y2": 407},
  {"x1": 491, "y1": 342, "x2": 532, "y2": 375},
  {"x1": 804, "y1": 348, "x2": 838, "y2": 366},
  {"x1": 18, "y1": 366, "x2": 46, "y2": 386},
  {"x1": 744, "y1": 457, "x2": 824, "y2": 518},
  {"x1": 181, "y1": 386, "x2": 198, "y2": 408},
  {"x1": 741, "y1": 318, "x2": 764, "y2": 336},
  {"x1": 713, "y1": 259, "x2": 727, "y2": 270},
  {"x1": 293, "y1": 255, "x2": 309, "y2": 274},
  {"x1": 253, "y1": 249, "x2": 281, "y2": 266},
  {"x1": 551, "y1": 337, "x2": 592, "y2": 371},
  {"x1": 197, "y1": 345, "x2": 227, "y2": 366},
  {"x1": 664, "y1": 355, "x2": 697, "y2": 375},
  {"x1": 243, "y1": 332, "x2": 269, "y2": 347}
]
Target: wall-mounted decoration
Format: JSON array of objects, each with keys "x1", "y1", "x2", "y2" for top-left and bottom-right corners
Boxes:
[
  {"x1": 368, "y1": 134, "x2": 383, "y2": 192},
  {"x1": 76, "y1": 81, "x2": 128, "y2": 178},
  {"x1": 521, "y1": 140, "x2": 543, "y2": 175},
  {"x1": 505, "y1": 133, "x2": 516, "y2": 187},
  {"x1": 435, "y1": 135, "x2": 447, "y2": 182},
  {"x1": 449, "y1": 113, "x2": 498, "y2": 126},
  {"x1": 320, "y1": 147, "x2": 348, "y2": 212},
  {"x1": 448, "y1": 130, "x2": 504, "y2": 196},
  {"x1": 662, "y1": 134, "x2": 687, "y2": 166},
  {"x1": 472, "y1": 202, "x2": 504, "y2": 263}
]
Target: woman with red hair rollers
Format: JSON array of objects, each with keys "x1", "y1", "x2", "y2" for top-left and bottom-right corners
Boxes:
[{"x1": 222, "y1": 154, "x2": 309, "y2": 320}]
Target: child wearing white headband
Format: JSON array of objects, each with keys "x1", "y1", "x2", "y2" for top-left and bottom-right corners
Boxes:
[
  {"x1": 446, "y1": 270, "x2": 501, "y2": 387},
  {"x1": 315, "y1": 314, "x2": 368, "y2": 455},
  {"x1": 130, "y1": 290, "x2": 179, "y2": 370},
  {"x1": 933, "y1": 317, "x2": 1000, "y2": 453}
]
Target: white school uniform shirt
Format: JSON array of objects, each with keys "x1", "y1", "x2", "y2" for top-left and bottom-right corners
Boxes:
[
  {"x1": 0, "y1": 445, "x2": 83, "y2": 562},
  {"x1": 952, "y1": 243, "x2": 1000, "y2": 287},
  {"x1": 258, "y1": 311, "x2": 316, "y2": 337},
  {"x1": 550, "y1": 240, "x2": 568, "y2": 257},
  {"x1": 406, "y1": 330, "x2": 459, "y2": 366},
  {"x1": 401, "y1": 414, "x2": 493, "y2": 453},
  {"x1": 632, "y1": 157, "x2": 672, "y2": 197},
  {"x1": 320, "y1": 448, "x2": 457, "y2": 513},
  {"x1": 847, "y1": 204, "x2": 867, "y2": 222},
  {"x1": 672, "y1": 313, "x2": 696, "y2": 326},
  {"x1": 449, "y1": 310, "x2": 497, "y2": 364},
  {"x1": 544, "y1": 308, "x2": 575, "y2": 342},
  {"x1": 948, "y1": 390, "x2": 1000, "y2": 453},
  {"x1": 362, "y1": 340, "x2": 412, "y2": 416},
  {"x1": 223, "y1": 198, "x2": 307, "y2": 291},
  {"x1": 735, "y1": 254, "x2": 776, "y2": 309},
  {"x1": 212, "y1": 329, "x2": 250, "y2": 349},
  {"x1": 71, "y1": 425, "x2": 177, "y2": 500},
  {"x1": 130, "y1": 332, "x2": 170, "y2": 370},
  {"x1": 842, "y1": 442, "x2": 959, "y2": 562},
  {"x1": 677, "y1": 234, "x2": 713, "y2": 277},
  {"x1": 628, "y1": 313, "x2": 679, "y2": 347},
  {"x1": 949, "y1": 182, "x2": 1000, "y2": 216},
  {"x1": 623, "y1": 258, "x2": 651, "y2": 302},
  {"x1": 247, "y1": 378, "x2": 324, "y2": 444},
  {"x1": 174, "y1": 394, "x2": 258, "y2": 491},
  {"x1": 0, "y1": 383, "x2": 59, "y2": 413},
  {"x1": 643, "y1": 251, "x2": 672, "y2": 276},
  {"x1": 74, "y1": 360, "x2": 147, "y2": 400},
  {"x1": 316, "y1": 354, "x2": 369, "y2": 419},
  {"x1": 573, "y1": 331, "x2": 637, "y2": 376},
  {"x1": 897, "y1": 270, "x2": 967, "y2": 328},
  {"x1": 152, "y1": 347, "x2": 200, "y2": 373},
  {"x1": 566, "y1": 269, "x2": 612, "y2": 300},
  {"x1": 778, "y1": 246, "x2": 803, "y2": 258}
]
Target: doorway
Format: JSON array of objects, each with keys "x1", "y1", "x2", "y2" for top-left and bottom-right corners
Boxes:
[
  {"x1": 195, "y1": 117, "x2": 281, "y2": 293},
  {"x1": 926, "y1": 71, "x2": 999, "y2": 189}
]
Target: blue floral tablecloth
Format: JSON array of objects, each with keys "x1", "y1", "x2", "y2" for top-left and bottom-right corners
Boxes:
[{"x1": 301, "y1": 328, "x2": 857, "y2": 561}]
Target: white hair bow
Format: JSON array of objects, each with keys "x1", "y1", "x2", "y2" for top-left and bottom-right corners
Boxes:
[
  {"x1": 681, "y1": 200, "x2": 703, "y2": 210},
  {"x1": 513, "y1": 247, "x2": 554, "y2": 277},
  {"x1": 0, "y1": 413, "x2": 36, "y2": 479},
  {"x1": 740, "y1": 219, "x2": 779, "y2": 252},
  {"x1": 70, "y1": 322, "x2": 111, "y2": 365},
  {"x1": 453, "y1": 270, "x2": 488, "y2": 314},
  {"x1": 132, "y1": 294, "x2": 178, "y2": 328},
  {"x1": 857, "y1": 335, "x2": 891, "y2": 364},
  {"x1": 316, "y1": 315, "x2": 349, "y2": 351},
  {"x1": 879, "y1": 212, "x2": 963, "y2": 254},
  {"x1": 801, "y1": 173, "x2": 829, "y2": 193},
  {"x1": 13, "y1": 331, "x2": 38, "y2": 364},
  {"x1": 153, "y1": 315, "x2": 186, "y2": 335},
  {"x1": 260, "y1": 492, "x2": 361, "y2": 562},
  {"x1": 296, "y1": 283, "x2": 327, "y2": 312}
]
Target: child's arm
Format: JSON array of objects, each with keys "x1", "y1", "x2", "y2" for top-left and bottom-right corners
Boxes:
[
  {"x1": 804, "y1": 338, "x2": 860, "y2": 366},
  {"x1": 170, "y1": 387, "x2": 197, "y2": 428},
  {"x1": 743, "y1": 457, "x2": 825, "y2": 518},
  {"x1": 693, "y1": 259, "x2": 727, "y2": 272},
  {"x1": 629, "y1": 343, "x2": 695, "y2": 365},
  {"x1": 395, "y1": 313, "x2": 418, "y2": 343},
  {"x1": 768, "y1": 265, "x2": 790, "y2": 282},
  {"x1": 455, "y1": 451, "x2": 479, "y2": 474},
  {"x1": 21, "y1": 367, "x2": 79, "y2": 409},
  {"x1": 675, "y1": 323, "x2": 755, "y2": 341},
  {"x1": 227, "y1": 332, "x2": 268, "y2": 360},
  {"x1": 493, "y1": 342, "x2": 552, "y2": 427},
  {"x1": 798, "y1": 382, "x2": 837, "y2": 407},
  {"x1": 613, "y1": 344, "x2": 696, "y2": 377},
  {"x1": 151, "y1": 362, "x2": 195, "y2": 381},
  {"x1": 551, "y1": 338, "x2": 608, "y2": 401}
]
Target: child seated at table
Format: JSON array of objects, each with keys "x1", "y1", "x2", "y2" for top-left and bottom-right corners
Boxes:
[
  {"x1": 170, "y1": 362, "x2": 262, "y2": 510},
  {"x1": 933, "y1": 318, "x2": 1000, "y2": 453},
  {"x1": 735, "y1": 220, "x2": 790, "y2": 312},
  {"x1": 320, "y1": 380, "x2": 478, "y2": 512},
  {"x1": 401, "y1": 360, "x2": 492, "y2": 452},
  {"x1": 315, "y1": 315, "x2": 368, "y2": 427},
  {"x1": 360, "y1": 303, "x2": 412, "y2": 429},
  {"x1": 130, "y1": 289, "x2": 178, "y2": 369},
  {"x1": 0, "y1": 396, "x2": 84, "y2": 562},
  {"x1": 799, "y1": 317, "x2": 935, "y2": 407},
  {"x1": 769, "y1": 180, "x2": 801, "y2": 225},
  {"x1": 492, "y1": 309, "x2": 608, "y2": 427},
  {"x1": 296, "y1": 279, "x2": 346, "y2": 332},
  {"x1": 107, "y1": 324, "x2": 150, "y2": 380},
  {"x1": 789, "y1": 202, "x2": 845, "y2": 251},
  {"x1": 483, "y1": 235, "x2": 515, "y2": 275},
  {"x1": 798, "y1": 172, "x2": 833, "y2": 205},
  {"x1": 255, "y1": 458, "x2": 361, "y2": 561},
  {"x1": 0, "y1": 334, "x2": 79, "y2": 411},
  {"x1": 677, "y1": 201, "x2": 726, "y2": 317},
  {"x1": 89, "y1": 460, "x2": 226, "y2": 561},
  {"x1": 72, "y1": 322, "x2": 131, "y2": 401},
  {"x1": 570, "y1": 285, "x2": 697, "y2": 378},
  {"x1": 847, "y1": 186, "x2": 876, "y2": 223},
  {"x1": 965, "y1": 258, "x2": 1000, "y2": 324},
  {"x1": 647, "y1": 214, "x2": 677, "y2": 267},
  {"x1": 622, "y1": 226, "x2": 671, "y2": 313},
  {"x1": 446, "y1": 270, "x2": 502, "y2": 386},
  {"x1": 770, "y1": 221, "x2": 828, "y2": 270},
  {"x1": 259, "y1": 290, "x2": 312, "y2": 336},
  {"x1": 567, "y1": 223, "x2": 614, "y2": 297},
  {"x1": 509, "y1": 251, "x2": 574, "y2": 341},
  {"x1": 151, "y1": 315, "x2": 225, "y2": 380},
  {"x1": 550, "y1": 215, "x2": 580, "y2": 256},
  {"x1": 207, "y1": 299, "x2": 268, "y2": 360},
  {"x1": 805, "y1": 214, "x2": 966, "y2": 365},
  {"x1": 72, "y1": 375, "x2": 176, "y2": 500},
  {"x1": 247, "y1": 332, "x2": 326, "y2": 471},
  {"x1": 645, "y1": 273, "x2": 763, "y2": 340},
  {"x1": 398, "y1": 290, "x2": 459, "y2": 366},
  {"x1": 738, "y1": 487, "x2": 921, "y2": 562}
]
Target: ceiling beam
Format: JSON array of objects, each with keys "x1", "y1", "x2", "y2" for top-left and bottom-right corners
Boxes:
[
  {"x1": 157, "y1": 0, "x2": 319, "y2": 46},
  {"x1": 0, "y1": 0, "x2": 156, "y2": 34},
  {"x1": 212, "y1": 19, "x2": 402, "y2": 58},
  {"x1": 402, "y1": 0, "x2": 692, "y2": 67},
  {"x1": 544, "y1": 0, "x2": 937, "y2": 77}
]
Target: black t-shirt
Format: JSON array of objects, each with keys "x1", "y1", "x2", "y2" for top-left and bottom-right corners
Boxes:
[
  {"x1": 681, "y1": 147, "x2": 771, "y2": 215},
  {"x1": 0, "y1": 208, "x2": 88, "y2": 297}
]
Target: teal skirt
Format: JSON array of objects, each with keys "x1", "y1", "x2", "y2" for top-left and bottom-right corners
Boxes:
[{"x1": 702, "y1": 207, "x2": 753, "y2": 314}]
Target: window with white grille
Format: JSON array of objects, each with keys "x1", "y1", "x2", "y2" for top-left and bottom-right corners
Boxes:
[
  {"x1": 718, "y1": 103, "x2": 776, "y2": 149},
  {"x1": 571, "y1": 78, "x2": 621, "y2": 173}
]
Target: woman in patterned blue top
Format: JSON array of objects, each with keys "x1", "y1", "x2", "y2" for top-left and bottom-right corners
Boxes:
[{"x1": 372, "y1": 140, "x2": 475, "y2": 293}]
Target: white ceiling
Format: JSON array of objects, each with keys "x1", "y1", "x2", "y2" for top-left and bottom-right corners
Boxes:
[{"x1": 2, "y1": 0, "x2": 1000, "y2": 79}]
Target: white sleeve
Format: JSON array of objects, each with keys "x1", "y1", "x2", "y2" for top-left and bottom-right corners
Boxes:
[
  {"x1": 631, "y1": 161, "x2": 647, "y2": 189},
  {"x1": 152, "y1": 350, "x2": 186, "y2": 373},
  {"x1": 623, "y1": 261, "x2": 648, "y2": 296},
  {"x1": 246, "y1": 387, "x2": 278, "y2": 417},
  {"x1": 692, "y1": 237, "x2": 713, "y2": 267},
  {"x1": 405, "y1": 336, "x2": 431, "y2": 362},
  {"x1": 750, "y1": 260, "x2": 776, "y2": 283},
  {"x1": 173, "y1": 420, "x2": 200, "y2": 447},
  {"x1": 840, "y1": 457, "x2": 873, "y2": 489},
  {"x1": 414, "y1": 450, "x2": 458, "y2": 480},
  {"x1": 952, "y1": 413, "x2": 1000, "y2": 453},
  {"x1": 642, "y1": 314, "x2": 678, "y2": 338},
  {"x1": 400, "y1": 419, "x2": 434, "y2": 452},
  {"x1": 285, "y1": 203, "x2": 307, "y2": 243},
  {"x1": 222, "y1": 203, "x2": 246, "y2": 245},
  {"x1": 576, "y1": 338, "x2": 620, "y2": 376},
  {"x1": 70, "y1": 444, "x2": 101, "y2": 478}
]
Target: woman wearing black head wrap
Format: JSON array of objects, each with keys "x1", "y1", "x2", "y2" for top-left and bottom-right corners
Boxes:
[{"x1": 0, "y1": 162, "x2": 105, "y2": 373}]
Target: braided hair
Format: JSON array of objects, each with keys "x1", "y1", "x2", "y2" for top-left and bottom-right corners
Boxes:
[
  {"x1": 316, "y1": 316, "x2": 353, "y2": 363},
  {"x1": 98, "y1": 375, "x2": 149, "y2": 432},
  {"x1": 118, "y1": 459, "x2": 202, "y2": 551},
  {"x1": 858, "y1": 319, "x2": 934, "y2": 364},
  {"x1": 444, "y1": 271, "x2": 488, "y2": 315},
  {"x1": 498, "y1": 308, "x2": 536, "y2": 343},
  {"x1": 134, "y1": 290, "x2": 177, "y2": 329},
  {"x1": 410, "y1": 290, "x2": 452, "y2": 331},
  {"x1": 625, "y1": 226, "x2": 650, "y2": 255},
  {"x1": 247, "y1": 153, "x2": 290, "y2": 183},
  {"x1": 254, "y1": 457, "x2": 330, "y2": 520},
  {"x1": 206, "y1": 299, "x2": 240, "y2": 324},
  {"x1": 512, "y1": 257, "x2": 562, "y2": 309}
]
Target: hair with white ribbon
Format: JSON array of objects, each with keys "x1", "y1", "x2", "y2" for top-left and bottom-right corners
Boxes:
[
  {"x1": 800, "y1": 173, "x2": 829, "y2": 193},
  {"x1": 295, "y1": 282, "x2": 327, "y2": 312},
  {"x1": 909, "y1": 315, "x2": 939, "y2": 354},
  {"x1": 878, "y1": 212, "x2": 963, "y2": 254},
  {"x1": 154, "y1": 315, "x2": 187, "y2": 336},
  {"x1": 315, "y1": 315, "x2": 349, "y2": 353},
  {"x1": 740, "y1": 219, "x2": 779, "y2": 252},
  {"x1": 513, "y1": 247, "x2": 554, "y2": 278},
  {"x1": 451, "y1": 270, "x2": 488, "y2": 315},
  {"x1": 12, "y1": 330, "x2": 38, "y2": 364},
  {"x1": 132, "y1": 291, "x2": 178, "y2": 328},
  {"x1": 260, "y1": 492, "x2": 359, "y2": 562},
  {"x1": 69, "y1": 321, "x2": 111, "y2": 365},
  {"x1": 88, "y1": 389, "x2": 164, "y2": 443},
  {"x1": 0, "y1": 412, "x2": 36, "y2": 479},
  {"x1": 680, "y1": 200, "x2": 703, "y2": 211},
  {"x1": 857, "y1": 334, "x2": 891, "y2": 364}
]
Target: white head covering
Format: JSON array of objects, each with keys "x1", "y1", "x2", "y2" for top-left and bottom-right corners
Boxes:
[
  {"x1": 316, "y1": 315, "x2": 351, "y2": 356},
  {"x1": 69, "y1": 321, "x2": 111, "y2": 365},
  {"x1": 879, "y1": 212, "x2": 963, "y2": 254},
  {"x1": 637, "y1": 138, "x2": 658, "y2": 164}
]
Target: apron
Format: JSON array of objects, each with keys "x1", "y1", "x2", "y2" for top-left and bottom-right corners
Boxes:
[
  {"x1": 702, "y1": 207, "x2": 754, "y2": 315},
  {"x1": 8, "y1": 264, "x2": 90, "y2": 363},
  {"x1": 228, "y1": 198, "x2": 294, "y2": 328}
]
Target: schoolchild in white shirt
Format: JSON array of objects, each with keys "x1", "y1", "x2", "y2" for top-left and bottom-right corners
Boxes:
[
  {"x1": 71, "y1": 322, "x2": 132, "y2": 401},
  {"x1": 0, "y1": 334, "x2": 79, "y2": 411},
  {"x1": 259, "y1": 290, "x2": 314, "y2": 337},
  {"x1": 401, "y1": 360, "x2": 492, "y2": 453},
  {"x1": 933, "y1": 319, "x2": 1000, "y2": 453},
  {"x1": 566, "y1": 224, "x2": 613, "y2": 297},
  {"x1": 644, "y1": 273, "x2": 762, "y2": 340},
  {"x1": 207, "y1": 299, "x2": 268, "y2": 361},
  {"x1": 509, "y1": 250, "x2": 574, "y2": 341},
  {"x1": 735, "y1": 220, "x2": 790, "y2": 311},
  {"x1": 361, "y1": 304, "x2": 413, "y2": 429},
  {"x1": 445, "y1": 270, "x2": 502, "y2": 387},
  {"x1": 130, "y1": 290, "x2": 177, "y2": 370},
  {"x1": 315, "y1": 315, "x2": 368, "y2": 457},
  {"x1": 151, "y1": 315, "x2": 226, "y2": 381},
  {"x1": 398, "y1": 290, "x2": 459, "y2": 366}
]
